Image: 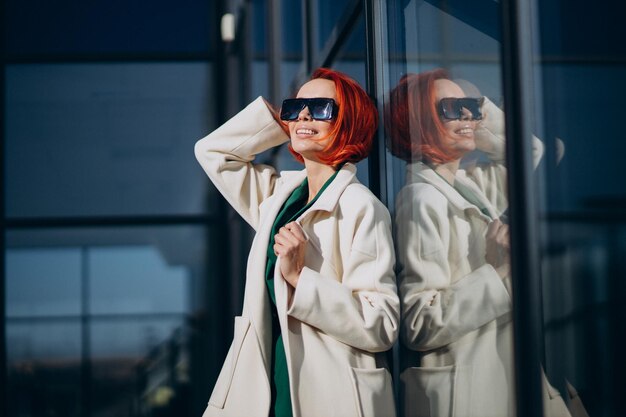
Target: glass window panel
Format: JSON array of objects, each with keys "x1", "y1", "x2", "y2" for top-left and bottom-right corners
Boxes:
[
  {"x1": 317, "y1": 0, "x2": 353, "y2": 54},
  {"x1": 252, "y1": 0, "x2": 268, "y2": 57},
  {"x1": 7, "y1": 321, "x2": 82, "y2": 417},
  {"x1": 6, "y1": 248, "x2": 81, "y2": 317},
  {"x1": 5, "y1": 62, "x2": 217, "y2": 218},
  {"x1": 7, "y1": 320, "x2": 82, "y2": 362},
  {"x1": 5, "y1": 225, "x2": 222, "y2": 416},
  {"x1": 332, "y1": 13, "x2": 367, "y2": 84},
  {"x1": 282, "y1": 1, "x2": 303, "y2": 58},
  {"x1": 90, "y1": 318, "x2": 183, "y2": 359},
  {"x1": 5, "y1": 0, "x2": 213, "y2": 57},
  {"x1": 89, "y1": 246, "x2": 189, "y2": 315},
  {"x1": 251, "y1": 1, "x2": 302, "y2": 102},
  {"x1": 280, "y1": 0, "x2": 304, "y2": 100},
  {"x1": 381, "y1": 2, "x2": 521, "y2": 416},
  {"x1": 251, "y1": 61, "x2": 270, "y2": 101},
  {"x1": 6, "y1": 225, "x2": 212, "y2": 314},
  {"x1": 332, "y1": 13, "x2": 368, "y2": 187},
  {"x1": 532, "y1": 2, "x2": 626, "y2": 416},
  {"x1": 90, "y1": 319, "x2": 189, "y2": 416},
  {"x1": 537, "y1": 2, "x2": 626, "y2": 60}
]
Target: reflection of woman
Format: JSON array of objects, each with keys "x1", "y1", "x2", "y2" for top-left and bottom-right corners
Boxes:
[
  {"x1": 386, "y1": 69, "x2": 569, "y2": 417},
  {"x1": 196, "y1": 68, "x2": 399, "y2": 417}
]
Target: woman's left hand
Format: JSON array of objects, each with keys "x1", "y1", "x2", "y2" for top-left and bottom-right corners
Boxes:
[{"x1": 274, "y1": 221, "x2": 307, "y2": 288}]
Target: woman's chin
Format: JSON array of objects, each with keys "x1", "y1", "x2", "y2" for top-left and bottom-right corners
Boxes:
[{"x1": 292, "y1": 146, "x2": 322, "y2": 161}]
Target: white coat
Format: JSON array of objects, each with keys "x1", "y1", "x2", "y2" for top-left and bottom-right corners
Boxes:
[
  {"x1": 195, "y1": 97, "x2": 400, "y2": 417},
  {"x1": 395, "y1": 98, "x2": 570, "y2": 417}
]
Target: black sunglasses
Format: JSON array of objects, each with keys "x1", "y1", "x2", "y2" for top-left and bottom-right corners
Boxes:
[
  {"x1": 437, "y1": 97, "x2": 484, "y2": 121},
  {"x1": 280, "y1": 98, "x2": 339, "y2": 121}
]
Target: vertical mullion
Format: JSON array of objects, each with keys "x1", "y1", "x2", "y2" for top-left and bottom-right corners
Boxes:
[
  {"x1": 240, "y1": 1, "x2": 252, "y2": 105},
  {"x1": 80, "y1": 247, "x2": 92, "y2": 417},
  {"x1": 213, "y1": 0, "x2": 228, "y2": 124},
  {"x1": 268, "y1": 0, "x2": 282, "y2": 103},
  {"x1": 302, "y1": 0, "x2": 314, "y2": 73},
  {"x1": 364, "y1": 3, "x2": 403, "y2": 415},
  {"x1": 0, "y1": 0, "x2": 6, "y2": 412},
  {"x1": 363, "y1": 0, "x2": 386, "y2": 203},
  {"x1": 500, "y1": 0, "x2": 544, "y2": 415}
]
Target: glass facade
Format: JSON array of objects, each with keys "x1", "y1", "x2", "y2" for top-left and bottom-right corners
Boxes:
[
  {"x1": 3, "y1": 0, "x2": 625, "y2": 416},
  {"x1": 4, "y1": 226, "x2": 220, "y2": 416},
  {"x1": 532, "y1": 2, "x2": 626, "y2": 416},
  {"x1": 5, "y1": 63, "x2": 214, "y2": 218}
]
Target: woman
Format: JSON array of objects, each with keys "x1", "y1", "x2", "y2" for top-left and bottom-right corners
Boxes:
[
  {"x1": 195, "y1": 68, "x2": 399, "y2": 417},
  {"x1": 386, "y1": 69, "x2": 569, "y2": 417}
]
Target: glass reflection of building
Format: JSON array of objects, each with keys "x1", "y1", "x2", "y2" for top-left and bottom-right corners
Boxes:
[{"x1": 2, "y1": 1, "x2": 625, "y2": 416}]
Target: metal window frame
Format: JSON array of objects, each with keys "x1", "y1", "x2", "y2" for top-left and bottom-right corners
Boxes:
[
  {"x1": 363, "y1": 0, "x2": 387, "y2": 204},
  {"x1": 500, "y1": 0, "x2": 545, "y2": 415},
  {"x1": 1, "y1": 0, "x2": 7, "y2": 413}
]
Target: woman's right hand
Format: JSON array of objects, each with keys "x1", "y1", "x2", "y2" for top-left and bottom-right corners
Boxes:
[{"x1": 485, "y1": 219, "x2": 511, "y2": 278}]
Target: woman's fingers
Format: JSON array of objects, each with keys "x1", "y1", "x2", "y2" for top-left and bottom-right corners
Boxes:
[
  {"x1": 284, "y1": 222, "x2": 307, "y2": 241},
  {"x1": 273, "y1": 222, "x2": 307, "y2": 288},
  {"x1": 485, "y1": 219, "x2": 511, "y2": 277},
  {"x1": 486, "y1": 219, "x2": 502, "y2": 240},
  {"x1": 495, "y1": 223, "x2": 510, "y2": 249},
  {"x1": 487, "y1": 219, "x2": 509, "y2": 246},
  {"x1": 274, "y1": 222, "x2": 307, "y2": 255}
]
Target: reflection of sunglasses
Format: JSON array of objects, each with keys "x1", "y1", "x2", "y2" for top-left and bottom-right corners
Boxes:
[
  {"x1": 437, "y1": 97, "x2": 484, "y2": 120},
  {"x1": 280, "y1": 98, "x2": 338, "y2": 121}
]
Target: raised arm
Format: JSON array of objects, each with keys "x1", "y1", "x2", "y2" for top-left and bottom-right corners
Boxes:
[
  {"x1": 194, "y1": 97, "x2": 290, "y2": 229},
  {"x1": 467, "y1": 97, "x2": 544, "y2": 214}
]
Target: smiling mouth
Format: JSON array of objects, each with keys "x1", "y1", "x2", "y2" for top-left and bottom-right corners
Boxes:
[
  {"x1": 296, "y1": 128, "x2": 317, "y2": 135},
  {"x1": 456, "y1": 128, "x2": 474, "y2": 136}
]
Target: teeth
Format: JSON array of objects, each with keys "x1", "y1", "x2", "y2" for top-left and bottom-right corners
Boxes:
[
  {"x1": 457, "y1": 128, "x2": 473, "y2": 134},
  {"x1": 297, "y1": 128, "x2": 315, "y2": 135}
]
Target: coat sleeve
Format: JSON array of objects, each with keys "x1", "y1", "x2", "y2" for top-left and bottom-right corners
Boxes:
[
  {"x1": 286, "y1": 189, "x2": 400, "y2": 353},
  {"x1": 194, "y1": 96, "x2": 290, "y2": 230},
  {"x1": 397, "y1": 187, "x2": 512, "y2": 352}
]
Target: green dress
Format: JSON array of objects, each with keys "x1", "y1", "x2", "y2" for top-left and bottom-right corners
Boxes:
[{"x1": 264, "y1": 171, "x2": 339, "y2": 417}]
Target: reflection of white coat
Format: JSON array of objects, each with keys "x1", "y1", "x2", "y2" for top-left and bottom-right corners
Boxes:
[
  {"x1": 195, "y1": 97, "x2": 399, "y2": 417},
  {"x1": 396, "y1": 99, "x2": 570, "y2": 417}
]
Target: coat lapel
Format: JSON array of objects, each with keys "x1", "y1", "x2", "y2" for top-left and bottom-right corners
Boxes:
[
  {"x1": 242, "y1": 169, "x2": 307, "y2": 374},
  {"x1": 295, "y1": 163, "x2": 357, "y2": 222},
  {"x1": 272, "y1": 164, "x2": 356, "y2": 327},
  {"x1": 407, "y1": 161, "x2": 496, "y2": 222}
]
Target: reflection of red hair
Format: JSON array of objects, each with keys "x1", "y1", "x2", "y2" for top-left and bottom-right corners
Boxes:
[
  {"x1": 385, "y1": 68, "x2": 462, "y2": 164},
  {"x1": 286, "y1": 68, "x2": 378, "y2": 167}
]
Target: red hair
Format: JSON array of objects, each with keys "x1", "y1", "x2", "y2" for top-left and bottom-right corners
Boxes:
[
  {"x1": 384, "y1": 68, "x2": 462, "y2": 164},
  {"x1": 285, "y1": 68, "x2": 378, "y2": 167}
]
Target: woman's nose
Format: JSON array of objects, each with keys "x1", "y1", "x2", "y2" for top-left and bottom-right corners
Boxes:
[{"x1": 298, "y1": 106, "x2": 312, "y2": 121}]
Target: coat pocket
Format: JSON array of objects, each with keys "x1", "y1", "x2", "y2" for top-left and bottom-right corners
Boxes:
[
  {"x1": 401, "y1": 365, "x2": 471, "y2": 417},
  {"x1": 348, "y1": 367, "x2": 396, "y2": 417},
  {"x1": 207, "y1": 316, "x2": 251, "y2": 409}
]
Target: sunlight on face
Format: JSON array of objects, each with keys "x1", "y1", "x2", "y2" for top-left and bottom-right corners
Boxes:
[
  {"x1": 288, "y1": 78, "x2": 337, "y2": 163},
  {"x1": 434, "y1": 79, "x2": 478, "y2": 156}
]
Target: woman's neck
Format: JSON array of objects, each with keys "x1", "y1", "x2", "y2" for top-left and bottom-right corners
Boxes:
[
  {"x1": 303, "y1": 159, "x2": 337, "y2": 203},
  {"x1": 433, "y1": 159, "x2": 461, "y2": 185}
]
